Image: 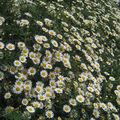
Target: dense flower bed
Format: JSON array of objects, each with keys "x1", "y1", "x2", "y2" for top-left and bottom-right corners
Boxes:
[{"x1": 0, "y1": 0, "x2": 120, "y2": 119}]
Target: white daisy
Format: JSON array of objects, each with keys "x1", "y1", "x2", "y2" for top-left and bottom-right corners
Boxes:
[
  {"x1": 13, "y1": 85, "x2": 23, "y2": 94},
  {"x1": 4, "y1": 92, "x2": 11, "y2": 99},
  {"x1": 49, "y1": 30, "x2": 56, "y2": 36},
  {"x1": 39, "y1": 102, "x2": 44, "y2": 109},
  {"x1": 6, "y1": 43, "x2": 15, "y2": 50},
  {"x1": 0, "y1": 42, "x2": 4, "y2": 49},
  {"x1": 19, "y1": 56, "x2": 26, "y2": 63},
  {"x1": 24, "y1": 12, "x2": 32, "y2": 17},
  {"x1": 34, "y1": 35, "x2": 43, "y2": 44},
  {"x1": 32, "y1": 58, "x2": 40, "y2": 65},
  {"x1": 93, "y1": 109, "x2": 100, "y2": 118},
  {"x1": 43, "y1": 43, "x2": 50, "y2": 48},
  {"x1": 51, "y1": 40, "x2": 58, "y2": 47},
  {"x1": 26, "y1": 106, "x2": 35, "y2": 113},
  {"x1": 55, "y1": 88, "x2": 63, "y2": 94},
  {"x1": 63, "y1": 105, "x2": 71, "y2": 113},
  {"x1": 14, "y1": 60, "x2": 22, "y2": 67},
  {"x1": 36, "y1": 20, "x2": 43, "y2": 27},
  {"x1": 33, "y1": 44, "x2": 41, "y2": 51},
  {"x1": 69, "y1": 99, "x2": 77, "y2": 106},
  {"x1": 45, "y1": 110, "x2": 54, "y2": 119},
  {"x1": 0, "y1": 71, "x2": 4, "y2": 81},
  {"x1": 42, "y1": 27, "x2": 48, "y2": 32},
  {"x1": 40, "y1": 70, "x2": 48, "y2": 78},
  {"x1": 41, "y1": 35, "x2": 48, "y2": 41},
  {"x1": 35, "y1": 86, "x2": 43, "y2": 94},
  {"x1": 28, "y1": 67, "x2": 36, "y2": 75},
  {"x1": 21, "y1": 19, "x2": 29, "y2": 25},
  {"x1": 22, "y1": 98, "x2": 28, "y2": 106},
  {"x1": 76, "y1": 95, "x2": 85, "y2": 103},
  {"x1": 32, "y1": 101, "x2": 40, "y2": 108},
  {"x1": 38, "y1": 94, "x2": 46, "y2": 101}
]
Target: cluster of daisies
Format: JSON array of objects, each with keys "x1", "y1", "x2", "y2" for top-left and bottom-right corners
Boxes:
[{"x1": 0, "y1": 0, "x2": 120, "y2": 119}]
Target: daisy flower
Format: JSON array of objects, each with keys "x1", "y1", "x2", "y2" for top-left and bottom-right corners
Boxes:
[
  {"x1": 22, "y1": 47, "x2": 29, "y2": 54},
  {"x1": 69, "y1": 99, "x2": 77, "y2": 106},
  {"x1": 32, "y1": 101, "x2": 40, "y2": 108},
  {"x1": 63, "y1": 105, "x2": 71, "y2": 113},
  {"x1": 0, "y1": 42, "x2": 4, "y2": 49},
  {"x1": 57, "y1": 34, "x2": 63, "y2": 39},
  {"x1": 58, "y1": 75, "x2": 65, "y2": 81},
  {"x1": 13, "y1": 85, "x2": 23, "y2": 94},
  {"x1": 51, "y1": 40, "x2": 58, "y2": 47},
  {"x1": 114, "y1": 90, "x2": 120, "y2": 97},
  {"x1": 113, "y1": 114, "x2": 120, "y2": 120},
  {"x1": 36, "y1": 81, "x2": 44, "y2": 87},
  {"x1": 24, "y1": 84, "x2": 32, "y2": 91},
  {"x1": 49, "y1": 72, "x2": 56, "y2": 80},
  {"x1": 55, "y1": 88, "x2": 63, "y2": 94},
  {"x1": 117, "y1": 85, "x2": 120, "y2": 91},
  {"x1": 29, "y1": 52, "x2": 36, "y2": 59},
  {"x1": 19, "y1": 56, "x2": 26, "y2": 63},
  {"x1": 0, "y1": 51, "x2": 3, "y2": 59},
  {"x1": 76, "y1": 95, "x2": 85, "y2": 103},
  {"x1": 42, "y1": 27, "x2": 48, "y2": 32},
  {"x1": 100, "y1": 103, "x2": 107, "y2": 111},
  {"x1": 49, "y1": 30, "x2": 56, "y2": 36},
  {"x1": 45, "y1": 50, "x2": 52, "y2": 57},
  {"x1": 9, "y1": 66, "x2": 17, "y2": 74},
  {"x1": 39, "y1": 102, "x2": 44, "y2": 109},
  {"x1": 49, "y1": 80, "x2": 56, "y2": 88},
  {"x1": 45, "y1": 110, "x2": 54, "y2": 119},
  {"x1": 28, "y1": 67, "x2": 36, "y2": 75},
  {"x1": 0, "y1": 71, "x2": 4, "y2": 81},
  {"x1": 24, "y1": 12, "x2": 32, "y2": 17},
  {"x1": 61, "y1": 21, "x2": 68, "y2": 27},
  {"x1": 26, "y1": 106, "x2": 35, "y2": 113},
  {"x1": 0, "y1": 16, "x2": 5, "y2": 22},
  {"x1": 47, "y1": 64, "x2": 52, "y2": 69},
  {"x1": 5, "y1": 106, "x2": 14, "y2": 113},
  {"x1": 86, "y1": 37, "x2": 93, "y2": 43},
  {"x1": 21, "y1": 19, "x2": 29, "y2": 25},
  {"x1": 15, "y1": 79, "x2": 23, "y2": 86},
  {"x1": 93, "y1": 103, "x2": 98, "y2": 109},
  {"x1": 81, "y1": 63, "x2": 87, "y2": 69},
  {"x1": 109, "y1": 76, "x2": 115, "y2": 81},
  {"x1": 44, "y1": 18, "x2": 52, "y2": 23},
  {"x1": 107, "y1": 102, "x2": 113, "y2": 110},
  {"x1": 35, "y1": 86, "x2": 43, "y2": 94},
  {"x1": 4, "y1": 92, "x2": 11, "y2": 99},
  {"x1": 22, "y1": 98, "x2": 28, "y2": 106},
  {"x1": 40, "y1": 70, "x2": 48, "y2": 78},
  {"x1": 87, "y1": 87, "x2": 94, "y2": 92},
  {"x1": 34, "y1": 35, "x2": 43, "y2": 44},
  {"x1": 41, "y1": 35, "x2": 48, "y2": 41},
  {"x1": 36, "y1": 20, "x2": 43, "y2": 27},
  {"x1": 6, "y1": 43, "x2": 15, "y2": 50},
  {"x1": 33, "y1": 44, "x2": 41, "y2": 51},
  {"x1": 43, "y1": 43, "x2": 50, "y2": 48},
  {"x1": 45, "y1": 92, "x2": 52, "y2": 98},
  {"x1": 54, "y1": 67, "x2": 61, "y2": 75},
  {"x1": 38, "y1": 94, "x2": 46, "y2": 101},
  {"x1": 93, "y1": 109, "x2": 100, "y2": 118},
  {"x1": 22, "y1": 111, "x2": 31, "y2": 119},
  {"x1": 32, "y1": 58, "x2": 40, "y2": 65}
]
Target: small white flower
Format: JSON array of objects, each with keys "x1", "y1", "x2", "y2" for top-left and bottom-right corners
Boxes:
[
  {"x1": 63, "y1": 105, "x2": 71, "y2": 113},
  {"x1": 6, "y1": 43, "x2": 15, "y2": 50},
  {"x1": 26, "y1": 106, "x2": 35, "y2": 113}
]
